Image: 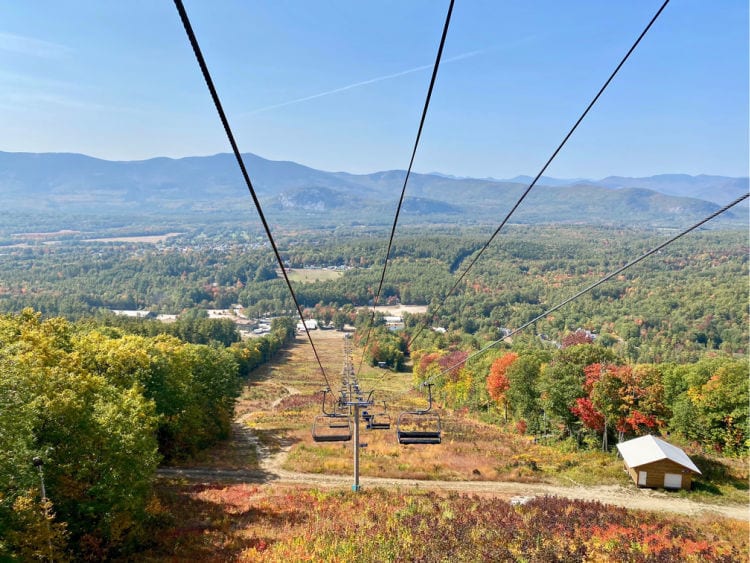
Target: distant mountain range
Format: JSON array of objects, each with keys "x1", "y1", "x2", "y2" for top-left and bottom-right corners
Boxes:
[
  {"x1": 0, "y1": 151, "x2": 747, "y2": 228},
  {"x1": 500, "y1": 174, "x2": 748, "y2": 204}
]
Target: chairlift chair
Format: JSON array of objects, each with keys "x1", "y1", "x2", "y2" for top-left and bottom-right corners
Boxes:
[
  {"x1": 312, "y1": 415, "x2": 352, "y2": 442},
  {"x1": 367, "y1": 401, "x2": 391, "y2": 430},
  {"x1": 397, "y1": 384, "x2": 441, "y2": 444},
  {"x1": 328, "y1": 413, "x2": 351, "y2": 428},
  {"x1": 311, "y1": 388, "x2": 352, "y2": 442}
]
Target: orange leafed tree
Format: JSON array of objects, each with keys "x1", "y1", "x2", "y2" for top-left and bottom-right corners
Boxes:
[{"x1": 487, "y1": 353, "x2": 518, "y2": 420}]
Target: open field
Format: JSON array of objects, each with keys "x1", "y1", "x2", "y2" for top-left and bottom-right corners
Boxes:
[
  {"x1": 368, "y1": 304, "x2": 428, "y2": 315},
  {"x1": 277, "y1": 335, "x2": 746, "y2": 502},
  {"x1": 12, "y1": 229, "x2": 82, "y2": 238},
  {"x1": 284, "y1": 268, "x2": 344, "y2": 283},
  {"x1": 82, "y1": 232, "x2": 183, "y2": 243},
  {"x1": 8, "y1": 231, "x2": 183, "y2": 244},
  {"x1": 169, "y1": 330, "x2": 749, "y2": 504}
]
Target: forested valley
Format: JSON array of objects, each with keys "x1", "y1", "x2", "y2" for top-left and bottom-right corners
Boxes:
[
  {"x1": 0, "y1": 222, "x2": 747, "y2": 559},
  {"x1": 1, "y1": 224, "x2": 746, "y2": 364}
]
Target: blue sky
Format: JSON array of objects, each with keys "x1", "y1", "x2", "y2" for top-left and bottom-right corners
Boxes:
[{"x1": 1, "y1": 1, "x2": 747, "y2": 179}]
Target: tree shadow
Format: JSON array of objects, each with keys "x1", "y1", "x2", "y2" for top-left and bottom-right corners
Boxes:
[
  {"x1": 691, "y1": 480, "x2": 721, "y2": 495},
  {"x1": 691, "y1": 454, "x2": 749, "y2": 495},
  {"x1": 134, "y1": 481, "x2": 310, "y2": 560},
  {"x1": 246, "y1": 343, "x2": 295, "y2": 383}
]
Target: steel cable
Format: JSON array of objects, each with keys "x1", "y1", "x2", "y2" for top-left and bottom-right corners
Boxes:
[
  {"x1": 407, "y1": 0, "x2": 672, "y2": 349},
  {"x1": 174, "y1": 0, "x2": 333, "y2": 391}
]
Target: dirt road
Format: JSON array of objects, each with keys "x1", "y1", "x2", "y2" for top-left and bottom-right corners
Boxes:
[{"x1": 159, "y1": 426, "x2": 749, "y2": 522}]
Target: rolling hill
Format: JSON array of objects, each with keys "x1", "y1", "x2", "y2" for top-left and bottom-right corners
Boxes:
[{"x1": 0, "y1": 151, "x2": 746, "y2": 228}]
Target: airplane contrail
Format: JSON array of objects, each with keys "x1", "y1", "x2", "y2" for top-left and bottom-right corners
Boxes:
[{"x1": 242, "y1": 48, "x2": 488, "y2": 116}]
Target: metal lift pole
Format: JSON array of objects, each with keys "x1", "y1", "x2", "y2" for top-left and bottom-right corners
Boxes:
[
  {"x1": 342, "y1": 334, "x2": 367, "y2": 492},
  {"x1": 352, "y1": 404, "x2": 361, "y2": 492}
]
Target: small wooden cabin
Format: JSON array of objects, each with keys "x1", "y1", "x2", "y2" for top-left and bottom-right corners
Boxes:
[{"x1": 616, "y1": 435, "x2": 701, "y2": 490}]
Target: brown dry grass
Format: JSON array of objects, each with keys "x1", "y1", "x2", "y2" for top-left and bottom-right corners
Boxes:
[
  {"x1": 215, "y1": 330, "x2": 627, "y2": 487},
  {"x1": 169, "y1": 332, "x2": 747, "y2": 513},
  {"x1": 284, "y1": 268, "x2": 343, "y2": 283}
]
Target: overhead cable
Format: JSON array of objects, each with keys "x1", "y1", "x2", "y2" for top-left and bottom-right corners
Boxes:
[
  {"x1": 409, "y1": 191, "x2": 748, "y2": 394},
  {"x1": 173, "y1": 0, "x2": 333, "y2": 391},
  {"x1": 357, "y1": 0, "x2": 455, "y2": 375},
  {"x1": 407, "y1": 0, "x2": 671, "y2": 348}
]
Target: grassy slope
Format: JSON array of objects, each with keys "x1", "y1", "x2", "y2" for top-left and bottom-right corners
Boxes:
[{"x1": 135, "y1": 331, "x2": 749, "y2": 560}]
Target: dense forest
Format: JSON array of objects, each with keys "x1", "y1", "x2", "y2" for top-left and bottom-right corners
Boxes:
[
  {"x1": 1, "y1": 225, "x2": 746, "y2": 364},
  {"x1": 0, "y1": 310, "x2": 294, "y2": 559}
]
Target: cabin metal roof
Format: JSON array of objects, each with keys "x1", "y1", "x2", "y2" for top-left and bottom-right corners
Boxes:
[{"x1": 616, "y1": 435, "x2": 701, "y2": 474}]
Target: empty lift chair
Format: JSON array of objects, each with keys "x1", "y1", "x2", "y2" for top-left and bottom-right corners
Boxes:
[
  {"x1": 367, "y1": 401, "x2": 391, "y2": 430},
  {"x1": 397, "y1": 384, "x2": 441, "y2": 444},
  {"x1": 311, "y1": 389, "x2": 352, "y2": 443}
]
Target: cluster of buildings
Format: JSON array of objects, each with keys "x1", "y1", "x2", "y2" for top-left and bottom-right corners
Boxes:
[{"x1": 110, "y1": 306, "x2": 275, "y2": 338}]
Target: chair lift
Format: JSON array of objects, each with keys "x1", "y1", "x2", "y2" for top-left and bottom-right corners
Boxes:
[
  {"x1": 311, "y1": 389, "x2": 352, "y2": 442},
  {"x1": 367, "y1": 401, "x2": 391, "y2": 430},
  {"x1": 397, "y1": 384, "x2": 441, "y2": 444},
  {"x1": 357, "y1": 390, "x2": 376, "y2": 425},
  {"x1": 361, "y1": 410, "x2": 374, "y2": 425}
]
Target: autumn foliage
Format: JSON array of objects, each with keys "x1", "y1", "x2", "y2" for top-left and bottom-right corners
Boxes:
[
  {"x1": 137, "y1": 484, "x2": 748, "y2": 561},
  {"x1": 562, "y1": 328, "x2": 595, "y2": 348},
  {"x1": 571, "y1": 397, "x2": 606, "y2": 433},
  {"x1": 486, "y1": 352, "x2": 517, "y2": 404},
  {"x1": 0, "y1": 310, "x2": 288, "y2": 559},
  {"x1": 573, "y1": 363, "x2": 666, "y2": 437}
]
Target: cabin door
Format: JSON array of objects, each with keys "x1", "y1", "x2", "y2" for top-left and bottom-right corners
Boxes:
[
  {"x1": 664, "y1": 473, "x2": 682, "y2": 489},
  {"x1": 637, "y1": 471, "x2": 647, "y2": 486}
]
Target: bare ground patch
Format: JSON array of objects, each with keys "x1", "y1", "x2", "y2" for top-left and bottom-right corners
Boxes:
[{"x1": 83, "y1": 232, "x2": 183, "y2": 243}]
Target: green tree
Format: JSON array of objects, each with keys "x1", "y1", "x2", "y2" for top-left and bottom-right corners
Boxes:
[
  {"x1": 687, "y1": 359, "x2": 748, "y2": 454},
  {"x1": 538, "y1": 344, "x2": 617, "y2": 434},
  {"x1": 271, "y1": 316, "x2": 296, "y2": 342},
  {"x1": 0, "y1": 312, "x2": 159, "y2": 558},
  {"x1": 506, "y1": 354, "x2": 544, "y2": 430}
]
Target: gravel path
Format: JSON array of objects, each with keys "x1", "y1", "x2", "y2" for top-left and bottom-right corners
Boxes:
[{"x1": 158, "y1": 428, "x2": 749, "y2": 522}]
